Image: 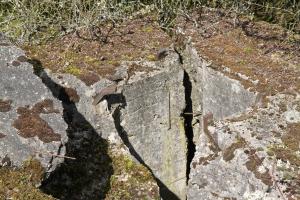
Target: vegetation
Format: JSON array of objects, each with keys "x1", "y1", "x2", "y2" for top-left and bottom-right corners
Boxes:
[
  {"x1": 106, "y1": 151, "x2": 160, "y2": 199},
  {"x1": 0, "y1": 159, "x2": 54, "y2": 200},
  {"x1": 0, "y1": 0, "x2": 299, "y2": 42}
]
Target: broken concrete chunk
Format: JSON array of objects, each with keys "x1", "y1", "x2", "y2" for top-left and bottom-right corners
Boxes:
[
  {"x1": 182, "y1": 43, "x2": 299, "y2": 200},
  {"x1": 119, "y1": 65, "x2": 187, "y2": 199},
  {"x1": 92, "y1": 84, "x2": 118, "y2": 105},
  {"x1": 0, "y1": 44, "x2": 68, "y2": 173}
]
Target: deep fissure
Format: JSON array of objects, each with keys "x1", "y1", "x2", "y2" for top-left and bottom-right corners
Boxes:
[
  {"x1": 182, "y1": 70, "x2": 196, "y2": 184},
  {"x1": 30, "y1": 56, "x2": 196, "y2": 199},
  {"x1": 110, "y1": 68, "x2": 197, "y2": 199}
]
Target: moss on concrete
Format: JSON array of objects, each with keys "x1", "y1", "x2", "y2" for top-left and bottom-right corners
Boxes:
[
  {"x1": 0, "y1": 159, "x2": 54, "y2": 200},
  {"x1": 106, "y1": 150, "x2": 159, "y2": 200}
]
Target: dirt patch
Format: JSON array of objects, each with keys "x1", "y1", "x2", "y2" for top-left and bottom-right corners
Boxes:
[
  {"x1": 0, "y1": 159, "x2": 53, "y2": 200},
  {"x1": 0, "y1": 43, "x2": 10, "y2": 46},
  {"x1": 17, "y1": 55, "x2": 28, "y2": 62},
  {"x1": 11, "y1": 60, "x2": 21, "y2": 67},
  {"x1": 1, "y1": 155, "x2": 11, "y2": 166},
  {"x1": 282, "y1": 123, "x2": 300, "y2": 151},
  {"x1": 0, "y1": 99, "x2": 12, "y2": 112},
  {"x1": 23, "y1": 16, "x2": 172, "y2": 82},
  {"x1": 177, "y1": 8, "x2": 300, "y2": 99},
  {"x1": 270, "y1": 123, "x2": 300, "y2": 167},
  {"x1": 32, "y1": 99, "x2": 60, "y2": 114},
  {"x1": 12, "y1": 99, "x2": 61, "y2": 143},
  {"x1": 192, "y1": 153, "x2": 219, "y2": 167},
  {"x1": 195, "y1": 29, "x2": 299, "y2": 94},
  {"x1": 127, "y1": 62, "x2": 157, "y2": 79},
  {"x1": 203, "y1": 112, "x2": 221, "y2": 153}
]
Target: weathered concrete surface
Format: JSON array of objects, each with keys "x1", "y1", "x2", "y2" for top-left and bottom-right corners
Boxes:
[
  {"x1": 202, "y1": 66, "x2": 256, "y2": 120},
  {"x1": 2, "y1": 33, "x2": 298, "y2": 200},
  {"x1": 188, "y1": 92, "x2": 300, "y2": 200},
  {"x1": 186, "y1": 42, "x2": 300, "y2": 200},
  {"x1": 41, "y1": 68, "x2": 160, "y2": 199},
  {"x1": 41, "y1": 69, "x2": 123, "y2": 143},
  {"x1": 119, "y1": 56, "x2": 187, "y2": 199},
  {"x1": 182, "y1": 44, "x2": 256, "y2": 142},
  {"x1": 0, "y1": 42, "x2": 68, "y2": 172}
]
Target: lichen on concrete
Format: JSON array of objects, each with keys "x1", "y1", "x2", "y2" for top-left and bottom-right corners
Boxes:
[
  {"x1": 0, "y1": 99, "x2": 12, "y2": 112},
  {"x1": 13, "y1": 99, "x2": 61, "y2": 143},
  {"x1": 0, "y1": 41, "x2": 68, "y2": 175}
]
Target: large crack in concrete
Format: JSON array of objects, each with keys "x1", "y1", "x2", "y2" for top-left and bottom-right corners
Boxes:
[
  {"x1": 112, "y1": 103, "x2": 181, "y2": 200},
  {"x1": 182, "y1": 70, "x2": 196, "y2": 185},
  {"x1": 110, "y1": 51, "x2": 197, "y2": 199},
  {"x1": 29, "y1": 50, "x2": 198, "y2": 199}
]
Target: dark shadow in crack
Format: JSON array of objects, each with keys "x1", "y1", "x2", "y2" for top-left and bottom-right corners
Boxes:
[
  {"x1": 28, "y1": 59, "x2": 113, "y2": 200},
  {"x1": 112, "y1": 104, "x2": 180, "y2": 200},
  {"x1": 182, "y1": 71, "x2": 196, "y2": 183}
]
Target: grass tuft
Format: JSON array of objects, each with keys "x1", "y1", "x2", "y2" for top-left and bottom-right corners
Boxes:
[{"x1": 0, "y1": 0, "x2": 299, "y2": 43}]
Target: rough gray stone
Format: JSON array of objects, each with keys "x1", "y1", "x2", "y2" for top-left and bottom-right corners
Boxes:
[
  {"x1": 182, "y1": 45, "x2": 204, "y2": 144},
  {"x1": 3, "y1": 36, "x2": 297, "y2": 200},
  {"x1": 43, "y1": 71, "x2": 121, "y2": 141},
  {"x1": 186, "y1": 43, "x2": 300, "y2": 200},
  {"x1": 119, "y1": 63, "x2": 187, "y2": 199},
  {"x1": 0, "y1": 44, "x2": 68, "y2": 172},
  {"x1": 202, "y1": 66, "x2": 256, "y2": 120}
]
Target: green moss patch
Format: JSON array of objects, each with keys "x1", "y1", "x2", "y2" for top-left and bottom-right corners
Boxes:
[
  {"x1": 0, "y1": 159, "x2": 54, "y2": 200},
  {"x1": 106, "y1": 151, "x2": 159, "y2": 200},
  {"x1": 64, "y1": 66, "x2": 82, "y2": 76},
  {"x1": 22, "y1": 16, "x2": 171, "y2": 86}
]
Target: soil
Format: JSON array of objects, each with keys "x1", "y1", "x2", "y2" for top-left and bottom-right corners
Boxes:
[
  {"x1": 22, "y1": 9, "x2": 299, "y2": 94},
  {"x1": 23, "y1": 15, "x2": 172, "y2": 86},
  {"x1": 176, "y1": 8, "x2": 300, "y2": 96}
]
